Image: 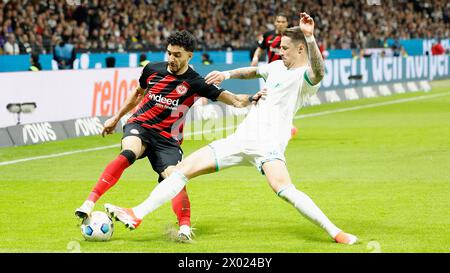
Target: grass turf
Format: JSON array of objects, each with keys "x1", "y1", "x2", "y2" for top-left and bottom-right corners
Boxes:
[{"x1": 0, "y1": 80, "x2": 449, "y2": 253}]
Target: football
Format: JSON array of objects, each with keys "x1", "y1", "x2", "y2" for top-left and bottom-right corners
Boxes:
[{"x1": 81, "y1": 211, "x2": 114, "y2": 241}]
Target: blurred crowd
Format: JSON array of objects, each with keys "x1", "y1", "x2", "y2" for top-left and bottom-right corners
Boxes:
[{"x1": 0, "y1": 0, "x2": 449, "y2": 55}]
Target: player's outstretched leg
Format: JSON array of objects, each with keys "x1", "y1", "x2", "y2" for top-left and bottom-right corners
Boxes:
[
  {"x1": 109, "y1": 146, "x2": 216, "y2": 231},
  {"x1": 75, "y1": 136, "x2": 145, "y2": 219},
  {"x1": 262, "y1": 160, "x2": 358, "y2": 245}
]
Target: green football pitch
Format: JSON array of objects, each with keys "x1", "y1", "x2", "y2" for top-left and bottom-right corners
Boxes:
[{"x1": 1, "y1": 80, "x2": 449, "y2": 253}]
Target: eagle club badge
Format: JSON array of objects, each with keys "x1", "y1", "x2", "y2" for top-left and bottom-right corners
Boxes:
[{"x1": 176, "y1": 83, "x2": 188, "y2": 95}]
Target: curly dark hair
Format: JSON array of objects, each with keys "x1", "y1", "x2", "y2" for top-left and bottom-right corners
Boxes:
[{"x1": 167, "y1": 30, "x2": 197, "y2": 52}]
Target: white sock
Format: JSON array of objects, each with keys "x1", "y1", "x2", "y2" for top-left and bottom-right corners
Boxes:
[
  {"x1": 277, "y1": 184, "x2": 341, "y2": 238},
  {"x1": 132, "y1": 171, "x2": 188, "y2": 219}
]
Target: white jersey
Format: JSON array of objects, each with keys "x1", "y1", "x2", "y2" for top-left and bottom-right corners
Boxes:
[
  {"x1": 234, "y1": 60, "x2": 320, "y2": 150},
  {"x1": 208, "y1": 60, "x2": 320, "y2": 173}
]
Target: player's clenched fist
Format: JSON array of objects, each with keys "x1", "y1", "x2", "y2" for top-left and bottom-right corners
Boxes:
[
  {"x1": 299, "y1": 12, "x2": 314, "y2": 37},
  {"x1": 252, "y1": 88, "x2": 267, "y2": 105}
]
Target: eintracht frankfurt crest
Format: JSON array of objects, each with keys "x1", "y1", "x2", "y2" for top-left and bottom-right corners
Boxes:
[{"x1": 176, "y1": 83, "x2": 188, "y2": 95}]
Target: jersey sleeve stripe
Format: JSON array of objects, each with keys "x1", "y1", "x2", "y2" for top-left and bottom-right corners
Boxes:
[{"x1": 303, "y1": 70, "x2": 316, "y2": 86}]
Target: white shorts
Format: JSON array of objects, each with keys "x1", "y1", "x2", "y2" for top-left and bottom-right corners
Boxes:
[{"x1": 208, "y1": 134, "x2": 286, "y2": 174}]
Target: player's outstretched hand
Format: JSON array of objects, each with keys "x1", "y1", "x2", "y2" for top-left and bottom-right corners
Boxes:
[
  {"x1": 102, "y1": 117, "x2": 118, "y2": 137},
  {"x1": 252, "y1": 88, "x2": 267, "y2": 105},
  {"x1": 205, "y1": 70, "x2": 226, "y2": 85},
  {"x1": 299, "y1": 12, "x2": 314, "y2": 37}
]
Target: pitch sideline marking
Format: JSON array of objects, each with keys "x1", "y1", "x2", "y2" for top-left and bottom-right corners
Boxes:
[
  {"x1": 1, "y1": 91, "x2": 449, "y2": 167},
  {"x1": 295, "y1": 91, "x2": 449, "y2": 119}
]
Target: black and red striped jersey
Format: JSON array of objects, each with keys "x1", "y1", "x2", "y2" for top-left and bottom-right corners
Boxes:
[
  {"x1": 128, "y1": 61, "x2": 224, "y2": 143},
  {"x1": 258, "y1": 30, "x2": 282, "y2": 63}
]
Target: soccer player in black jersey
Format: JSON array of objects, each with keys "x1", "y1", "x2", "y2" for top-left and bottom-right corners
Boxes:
[
  {"x1": 75, "y1": 30, "x2": 265, "y2": 241},
  {"x1": 250, "y1": 13, "x2": 289, "y2": 66}
]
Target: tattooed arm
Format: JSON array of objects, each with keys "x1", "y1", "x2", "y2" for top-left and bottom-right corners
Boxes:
[
  {"x1": 228, "y1": 67, "x2": 261, "y2": 79},
  {"x1": 299, "y1": 12, "x2": 325, "y2": 85},
  {"x1": 204, "y1": 67, "x2": 261, "y2": 85}
]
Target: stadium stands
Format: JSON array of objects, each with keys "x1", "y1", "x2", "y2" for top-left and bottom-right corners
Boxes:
[{"x1": 0, "y1": 0, "x2": 449, "y2": 55}]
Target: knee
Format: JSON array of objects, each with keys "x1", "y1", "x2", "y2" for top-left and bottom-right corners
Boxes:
[
  {"x1": 269, "y1": 175, "x2": 290, "y2": 193},
  {"x1": 120, "y1": 149, "x2": 137, "y2": 165},
  {"x1": 121, "y1": 144, "x2": 140, "y2": 157},
  {"x1": 121, "y1": 136, "x2": 144, "y2": 159},
  {"x1": 163, "y1": 161, "x2": 196, "y2": 180},
  {"x1": 174, "y1": 160, "x2": 194, "y2": 174},
  {"x1": 161, "y1": 166, "x2": 176, "y2": 179}
]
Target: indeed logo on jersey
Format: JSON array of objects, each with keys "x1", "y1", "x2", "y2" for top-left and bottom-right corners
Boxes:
[{"x1": 148, "y1": 92, "x2": 180, "y2": 108}]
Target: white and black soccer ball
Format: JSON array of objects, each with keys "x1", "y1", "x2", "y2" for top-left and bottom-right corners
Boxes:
[{"x1": 81, "y1": 211, "x2": 114, "y2": 241}]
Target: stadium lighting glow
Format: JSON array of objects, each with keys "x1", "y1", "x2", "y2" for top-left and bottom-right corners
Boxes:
[{"x1": 6, "y1": 102, "x2": 37, "y2": 125}]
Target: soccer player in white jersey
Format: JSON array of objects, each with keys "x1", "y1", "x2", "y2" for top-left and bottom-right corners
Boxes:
[{"x1": 104, "y1": 12, "x2": 358, "y2": 244}]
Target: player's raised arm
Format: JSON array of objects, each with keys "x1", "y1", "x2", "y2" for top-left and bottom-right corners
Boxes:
[
  {"x1": 101, "y1": 86, "x2": 145, "y2": 137},
  {"x1": 216, "y1": 89, "x2": 267, "y2": 108},
  {"x1": 299, "y1": 12, "x2": 325, "y2": 85},
  {"x1": 251, "y1": 47, "x2": 264, "y2": 66},
  {"x1": 204, "y1": 67, "x2": 261, "y2": 85}
]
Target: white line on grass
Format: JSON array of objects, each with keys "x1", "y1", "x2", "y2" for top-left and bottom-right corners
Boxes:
[
  {"x1": 295, "y1": 91, "x2": 450, "y2": 119},
  {"x1": 0, "y1": 127, "x2": 237, "y2": 167},
  {"x1": 0, "y1": 144, "x2": 120, "y2": 166},
  {"x1": 1, "y1": 91, "x2": 449, "y2": 167}
]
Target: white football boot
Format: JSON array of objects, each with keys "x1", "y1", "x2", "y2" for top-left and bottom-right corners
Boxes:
[
  {"x1": 177, "y1": 225, "x2": 194, "y2": 242},
  {"x1": 75, "y1": 200, "x2": 94, "y2": 219}
]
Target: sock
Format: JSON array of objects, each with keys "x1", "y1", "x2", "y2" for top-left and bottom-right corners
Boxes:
[
  {"x1": 87, "y1": 150, "x2": 136, "y2": 203},
  {"x1": 171, "y1": 186, "x2": 191, "y2": 227},
  {"x1": 133, "y1": 171, "x2": 188, "y2": 219},
  {"x1": 277, "y1": 184, "x2": 341, "y2": 238}
]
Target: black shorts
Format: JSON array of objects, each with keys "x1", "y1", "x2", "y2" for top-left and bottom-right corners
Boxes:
[{"x1": 122, "y1": 123, "x2": 183, "y2": 181}]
